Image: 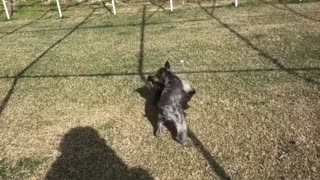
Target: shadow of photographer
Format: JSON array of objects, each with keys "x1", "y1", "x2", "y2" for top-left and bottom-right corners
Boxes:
[{"x1": 46, "y1": 126, "x2": 153, "y2": 180}]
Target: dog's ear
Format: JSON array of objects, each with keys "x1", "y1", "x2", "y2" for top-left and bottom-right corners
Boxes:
[{"x1": 165, "y1": 61, "x2": 170, "y2": 70}]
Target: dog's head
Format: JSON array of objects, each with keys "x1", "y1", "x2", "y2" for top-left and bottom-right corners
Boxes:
[{"x1": 155, "y1": 61, "x2": 171, "y2": 82}]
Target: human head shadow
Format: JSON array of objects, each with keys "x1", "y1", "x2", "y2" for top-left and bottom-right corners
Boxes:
[{"x1": 45, "y1": 126, "x2": 153, "y2": 180}]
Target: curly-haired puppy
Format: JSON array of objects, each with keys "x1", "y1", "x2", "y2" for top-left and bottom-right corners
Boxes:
[{"x1": 148, "y1": 61, "x2": 196, "y2": 145}]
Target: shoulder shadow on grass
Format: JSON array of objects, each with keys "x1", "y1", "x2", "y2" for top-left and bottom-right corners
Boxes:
[
  {"x1": 135, "y1": 5, "x2": 178, "y2": 138},
  {"x1": 45, "y1": 126, "x2": 153, "y2": 180}
]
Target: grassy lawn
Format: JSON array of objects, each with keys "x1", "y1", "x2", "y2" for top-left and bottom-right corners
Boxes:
[{"x1": 0, "y1": 0, "x2": 319, "y2": 179}]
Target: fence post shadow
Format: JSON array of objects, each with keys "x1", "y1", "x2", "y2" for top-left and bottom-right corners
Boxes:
[
  {"x1": 138, "y1": 3, "x2": 175, "y2": 84},
  {"x1": 198, "y1": 2, "x2": 319, "y2": 85},
  {"x1": 136, "y1": 5, "x2": 232, "y2": 179},
  {"x1": 135, "y1": 83, "x2": 232, "y2": 180},
  {"x1": 45, "y1": 126, "x2": 153, "y2": 180},
  {"x1": 283, "y1": 4, "x2": 320, "y2": 22},
  {"x1": 136, "y1": 4, "x2": 164, "y2": 136},
  {"x1": 101, "y1": 0, "x2": 114, "y2": 15},
  {"x1": 0, "y1": 10, "x2": 48, "y2": 40},
  {"x1": 138, "y1": 5, "x2": 148, "y2": 84},
  {"x1": 135, "y1": 84, "x2": 232, "y2": 180},
  {"x1": 264, "y1": 0, "x2": 320, "y2": 22},
  {"x1": 189, "y1": 130, "x2": 231, "y2": 180},
  {"x1": 0, "y1": 10, "x2": 95, "y2": 118},
  {"x1": 149, "y1": 0, "x2": 164, "y2": 10}
]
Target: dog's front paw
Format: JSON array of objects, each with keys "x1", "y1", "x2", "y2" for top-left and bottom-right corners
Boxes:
[
  {"x1": 190, "y1": 89, "x2": 196, "y2": 95},
  {"x1": 147, "y1": 75, "x2": 154, "y2": 82},
  {"x1": 156, "y1": 128, "x2": 165, "y2": 137}
]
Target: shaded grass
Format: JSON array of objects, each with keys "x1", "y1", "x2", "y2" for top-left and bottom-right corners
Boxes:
[
  {"x1": 0, "y1": 1, "x2": 319, "y2": 179},
  {"x1": 0, "y1": 157, "x2": 44, "y2": 179}
]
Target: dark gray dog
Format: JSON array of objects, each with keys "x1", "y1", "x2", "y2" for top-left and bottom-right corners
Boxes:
[{"x1": 148, "y1": 61, "x2": 196, "y2": 145}]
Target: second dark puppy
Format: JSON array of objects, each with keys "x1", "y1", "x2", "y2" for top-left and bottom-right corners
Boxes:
[{"x1": 148, "y1": 61, "x2": 195, "y2": 145}]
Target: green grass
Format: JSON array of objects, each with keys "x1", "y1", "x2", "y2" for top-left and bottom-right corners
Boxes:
[{"x1": 0, "y1": 0, "x2": 319, "y2": 179}]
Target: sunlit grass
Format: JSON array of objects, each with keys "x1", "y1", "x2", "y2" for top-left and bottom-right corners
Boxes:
[{"x1": 0, "y1": 0, "x2": 319, "y2": 179}]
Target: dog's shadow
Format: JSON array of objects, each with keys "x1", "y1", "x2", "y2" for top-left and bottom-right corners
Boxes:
[{"x1": 136, "y1": 85, "x2": 178, "y2": 139}]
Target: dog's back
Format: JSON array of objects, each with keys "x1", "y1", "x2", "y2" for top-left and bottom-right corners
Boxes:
[
  {"x1": 158, "y1": 72, "x2": 184, "y2": 107},
  {"x1": 157, "y1": 64, "x2": 189, "y2": 145}
]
